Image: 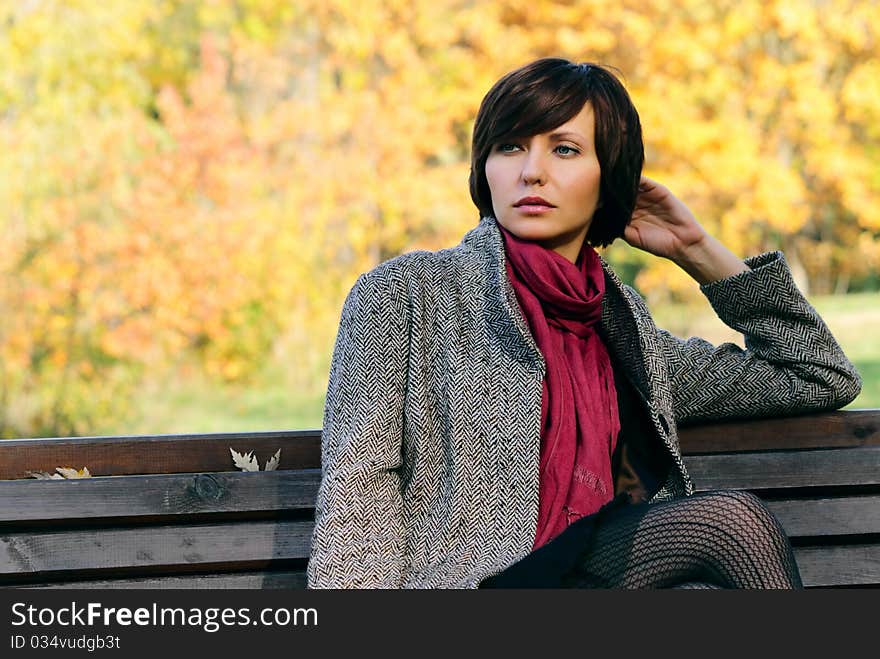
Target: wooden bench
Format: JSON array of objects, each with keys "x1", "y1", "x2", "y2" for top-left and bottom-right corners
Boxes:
[{"x1": 1, "y1": 409, "x2": 878, "y2": 589}]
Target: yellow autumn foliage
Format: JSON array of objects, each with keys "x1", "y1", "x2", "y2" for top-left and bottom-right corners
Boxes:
[{"x1": 0, "y1": 0, "x2": 877, "y2": 436}]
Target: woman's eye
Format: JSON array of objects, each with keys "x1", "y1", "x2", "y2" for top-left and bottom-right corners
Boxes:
[
  {"x1": 496, "y1": 143, "x2": 521, "y2": 153},
  {"x1": 555, "y1": 145, "x2": 579, "y2": 156}
]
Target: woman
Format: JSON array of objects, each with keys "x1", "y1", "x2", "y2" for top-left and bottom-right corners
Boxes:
[{"x1": 307, "y1": 58, "x2": 862, "y2": 589}]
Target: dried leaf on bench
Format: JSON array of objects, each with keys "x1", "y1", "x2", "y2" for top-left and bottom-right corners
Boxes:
[
  {"x1": 27, "y1": 470, "x2": 64, "y2": 480},
  {"x1": 264, "y1": 449, "x2": 281, "y2": 471},
  {"x1": 56, "y1": 466, "x2": 92, "y2": 479},
  {"x1": 26, "y1": 466, "x2": 91, "y2": 479},
  {"x1": 230, "y1": 448, "x2": 260, "y2": 471}
]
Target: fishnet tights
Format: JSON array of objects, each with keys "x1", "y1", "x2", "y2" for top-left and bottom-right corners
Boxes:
[{"x1": 568, "y1": 490, "x2": 803, "y2": 589}]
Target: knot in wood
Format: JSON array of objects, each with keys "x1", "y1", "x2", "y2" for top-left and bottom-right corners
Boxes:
[{"x1": 193, "y1": 474, "x2": 225, "y2": 501}]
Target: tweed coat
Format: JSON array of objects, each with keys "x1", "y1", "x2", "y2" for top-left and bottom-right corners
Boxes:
[{"x1": 307, "y1": 215, "x2": 862, "y2": 589}]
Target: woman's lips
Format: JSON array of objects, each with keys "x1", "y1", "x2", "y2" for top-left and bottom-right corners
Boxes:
[{"x1": 514, "y1": 196, "x2": 555, "y2": 214}]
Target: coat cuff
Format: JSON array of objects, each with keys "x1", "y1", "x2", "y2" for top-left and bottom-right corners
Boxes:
[{"x1": 697, "y1": 250, "x2": 800, "y2": 319}]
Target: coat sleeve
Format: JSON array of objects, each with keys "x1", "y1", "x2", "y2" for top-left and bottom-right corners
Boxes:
[
  {"x1": 645, "y1": 250, "x2": 862, "y2": 426},
  {"x1": 307, "y1": 268, "x2": 410, "y2": 588}
]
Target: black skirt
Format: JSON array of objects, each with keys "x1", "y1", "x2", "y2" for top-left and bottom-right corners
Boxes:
[{"x1": 478, "y1": 492, "x2": 646, "y2": 588}]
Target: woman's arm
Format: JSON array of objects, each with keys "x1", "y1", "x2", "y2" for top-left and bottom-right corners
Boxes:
[
  {"x1": 307, "y1": 269, "x2": 409, "y2": 588},
  {"x1": 624, "y1": 177, "x2": 863, "y2": 425}
]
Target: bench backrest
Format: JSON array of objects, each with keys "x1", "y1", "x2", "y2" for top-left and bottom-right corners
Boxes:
[{"x1": 1, "y1": 409, "x2": 878, "y2": 588}]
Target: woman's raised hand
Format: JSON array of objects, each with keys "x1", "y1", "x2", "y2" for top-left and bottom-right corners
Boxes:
[
  {"x1": 623, "y1": 176, "x2": 750, "y2": 285},
  {"x1": 623, "y1": 176, "x2": 709, "y2": 262}
]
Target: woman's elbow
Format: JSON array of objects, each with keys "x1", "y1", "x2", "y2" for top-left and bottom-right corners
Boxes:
[
  {"x1": 817, "y1": 364, "x2": 863, "y2": 410},
  {"x1": 834, "y1": 366, "x2": 863, "y2": 407}
]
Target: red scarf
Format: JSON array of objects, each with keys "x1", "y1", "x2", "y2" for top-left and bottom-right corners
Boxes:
[{"x1": 499, "y1": 223, "x2": 621, "y2": 550}]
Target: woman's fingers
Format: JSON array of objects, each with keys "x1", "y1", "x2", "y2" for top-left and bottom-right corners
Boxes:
[{"x1": 638, "y1": 174, "x2": 662, "y2": 190}]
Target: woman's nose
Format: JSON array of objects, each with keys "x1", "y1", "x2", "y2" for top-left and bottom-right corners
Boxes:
[{"x1": 521, "y1": 150, "x2": 547, "y2": 186}]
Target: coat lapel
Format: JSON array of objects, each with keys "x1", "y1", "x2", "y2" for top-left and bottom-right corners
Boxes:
[
  {"x1": 466, "y1": 216, "x2": 670, "y2": 412},
  {"x1": 598, "y1": 262, "x2": 650, "y2": 400},
  {"x1": 598, "y1": 256, "x2": 678, "y2": 455}
]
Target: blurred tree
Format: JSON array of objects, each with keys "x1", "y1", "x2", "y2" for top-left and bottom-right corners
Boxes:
[{"x1": 0, "y1": 0, "x2": 877, "y2": 436}]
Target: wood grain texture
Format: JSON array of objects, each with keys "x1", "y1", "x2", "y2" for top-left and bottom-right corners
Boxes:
[
  {"x1": 15, "y1": 570, "x2": 307, "y2": 589},
  {"x1": 677, "y1": 408, "x2": 880, "y2": 453},
  {"x1": 1, "y1": 409, "x2": 878, "y2": 480},
  {"x1": 0, "y1": 519, "x2": 313, "y2": 579},
  {"x1": 684, "y1": 446, "x2": 880, "y2": 490},
  {"x1": 0, "y1": 430, "x2": 321, "y2": 479},
  {"x1": 0, "y1": 470, "x2": 321, "y2": 523},
  {"x1": 794, "y1": 545, "x2": 880, "y2": 587},
  {"x1": 3, "y1": 512, "x2": 877, "y2": 587},
  {"x1": 764, "y1": 496, "x2": 880, "y2": 537},
  {"x1": 16, "y1": 552, "x2": 880, "y2": 588}
]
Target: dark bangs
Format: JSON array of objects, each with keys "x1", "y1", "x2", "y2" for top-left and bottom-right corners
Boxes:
[
  {"x1": 481, "y1": 72, "x2": 591, "y2": 149},
  {"x1": 469, "y1": 58, "x2": 644, "y2": 248}
]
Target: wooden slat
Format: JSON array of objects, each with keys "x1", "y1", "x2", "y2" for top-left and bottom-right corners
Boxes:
[
  {"x1": 684, "y1": 446, "x2": 880, "y2": 490},
  {"x1": 0, "y1": 519, "x2": 313, "y2": 580},
  {"x1": 16, "y1": 550, "x2": 880, "y2": 589},
  {"x1": 795, "y1": 545, "x2": 880, "y2": 587},
  {"x1": 765, "y1": 495, "x2": 880, "y2": 537},
  {"x1": 678, "y1": 408, "x2": 880, "y2": 454},
  {"x1": 20, "y1": 550, "x2": 880, "y2": 589},
  {"x1": 4, "y1": 521, "x2": 878, "y2": 588},
  {"x1": 0, "y1": 430, "x2": 321, "y2": 479},
  {"x1": 16, "y1": 570, "x2": 308, "y2": 589},
  {"x1": 0, "y1": 408, "x2": 877, "y2": 481},
  {"x1": 0, "y1": 470, "x2": 321, "y2": 523}
]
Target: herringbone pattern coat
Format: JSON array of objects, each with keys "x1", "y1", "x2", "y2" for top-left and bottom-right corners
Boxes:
[{"x1": 307, "y1": 215, "x2": 862, "y2": 588}]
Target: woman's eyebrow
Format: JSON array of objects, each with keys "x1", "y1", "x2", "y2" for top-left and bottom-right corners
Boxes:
[{"x1": 548, "y1": 131, "x2": 586, "y2": 141}]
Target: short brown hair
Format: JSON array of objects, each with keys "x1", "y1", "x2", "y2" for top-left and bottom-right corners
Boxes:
[{"x1": 469, "y1": 58, "x2": 644, "y2": 247}]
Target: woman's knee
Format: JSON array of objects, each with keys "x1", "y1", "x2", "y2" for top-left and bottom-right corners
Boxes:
[{"x1": 690, "y1": 490, "x2": 785, "y2": 539}]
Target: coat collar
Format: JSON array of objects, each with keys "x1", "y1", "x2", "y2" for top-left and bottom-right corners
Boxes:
[{"x1": 460, "y1": 215, "x2": 656, "y2": 403}]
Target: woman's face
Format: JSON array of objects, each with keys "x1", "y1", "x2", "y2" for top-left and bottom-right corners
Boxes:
[{"x1": 485, "y1": 102, "x2": 601, "y2": 263}]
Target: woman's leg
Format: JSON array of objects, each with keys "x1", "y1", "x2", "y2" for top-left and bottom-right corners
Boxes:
[{"x1": 571, "y1": 490, "x2": 803, "y2": 589}]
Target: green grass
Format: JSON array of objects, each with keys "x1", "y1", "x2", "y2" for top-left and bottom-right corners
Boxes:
[
  {"x1": 99, "y1": 370, "x2": 327, "y2": 436},
  {"x1": 810, "y1": 292, "x2": 880, "y2": 411},
  {"x1": 103, "y1": 291, "x2": 879, "y2": 437},
  {"x1": 650, "y1": 290, "x2": 880, "y2": 411}
]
